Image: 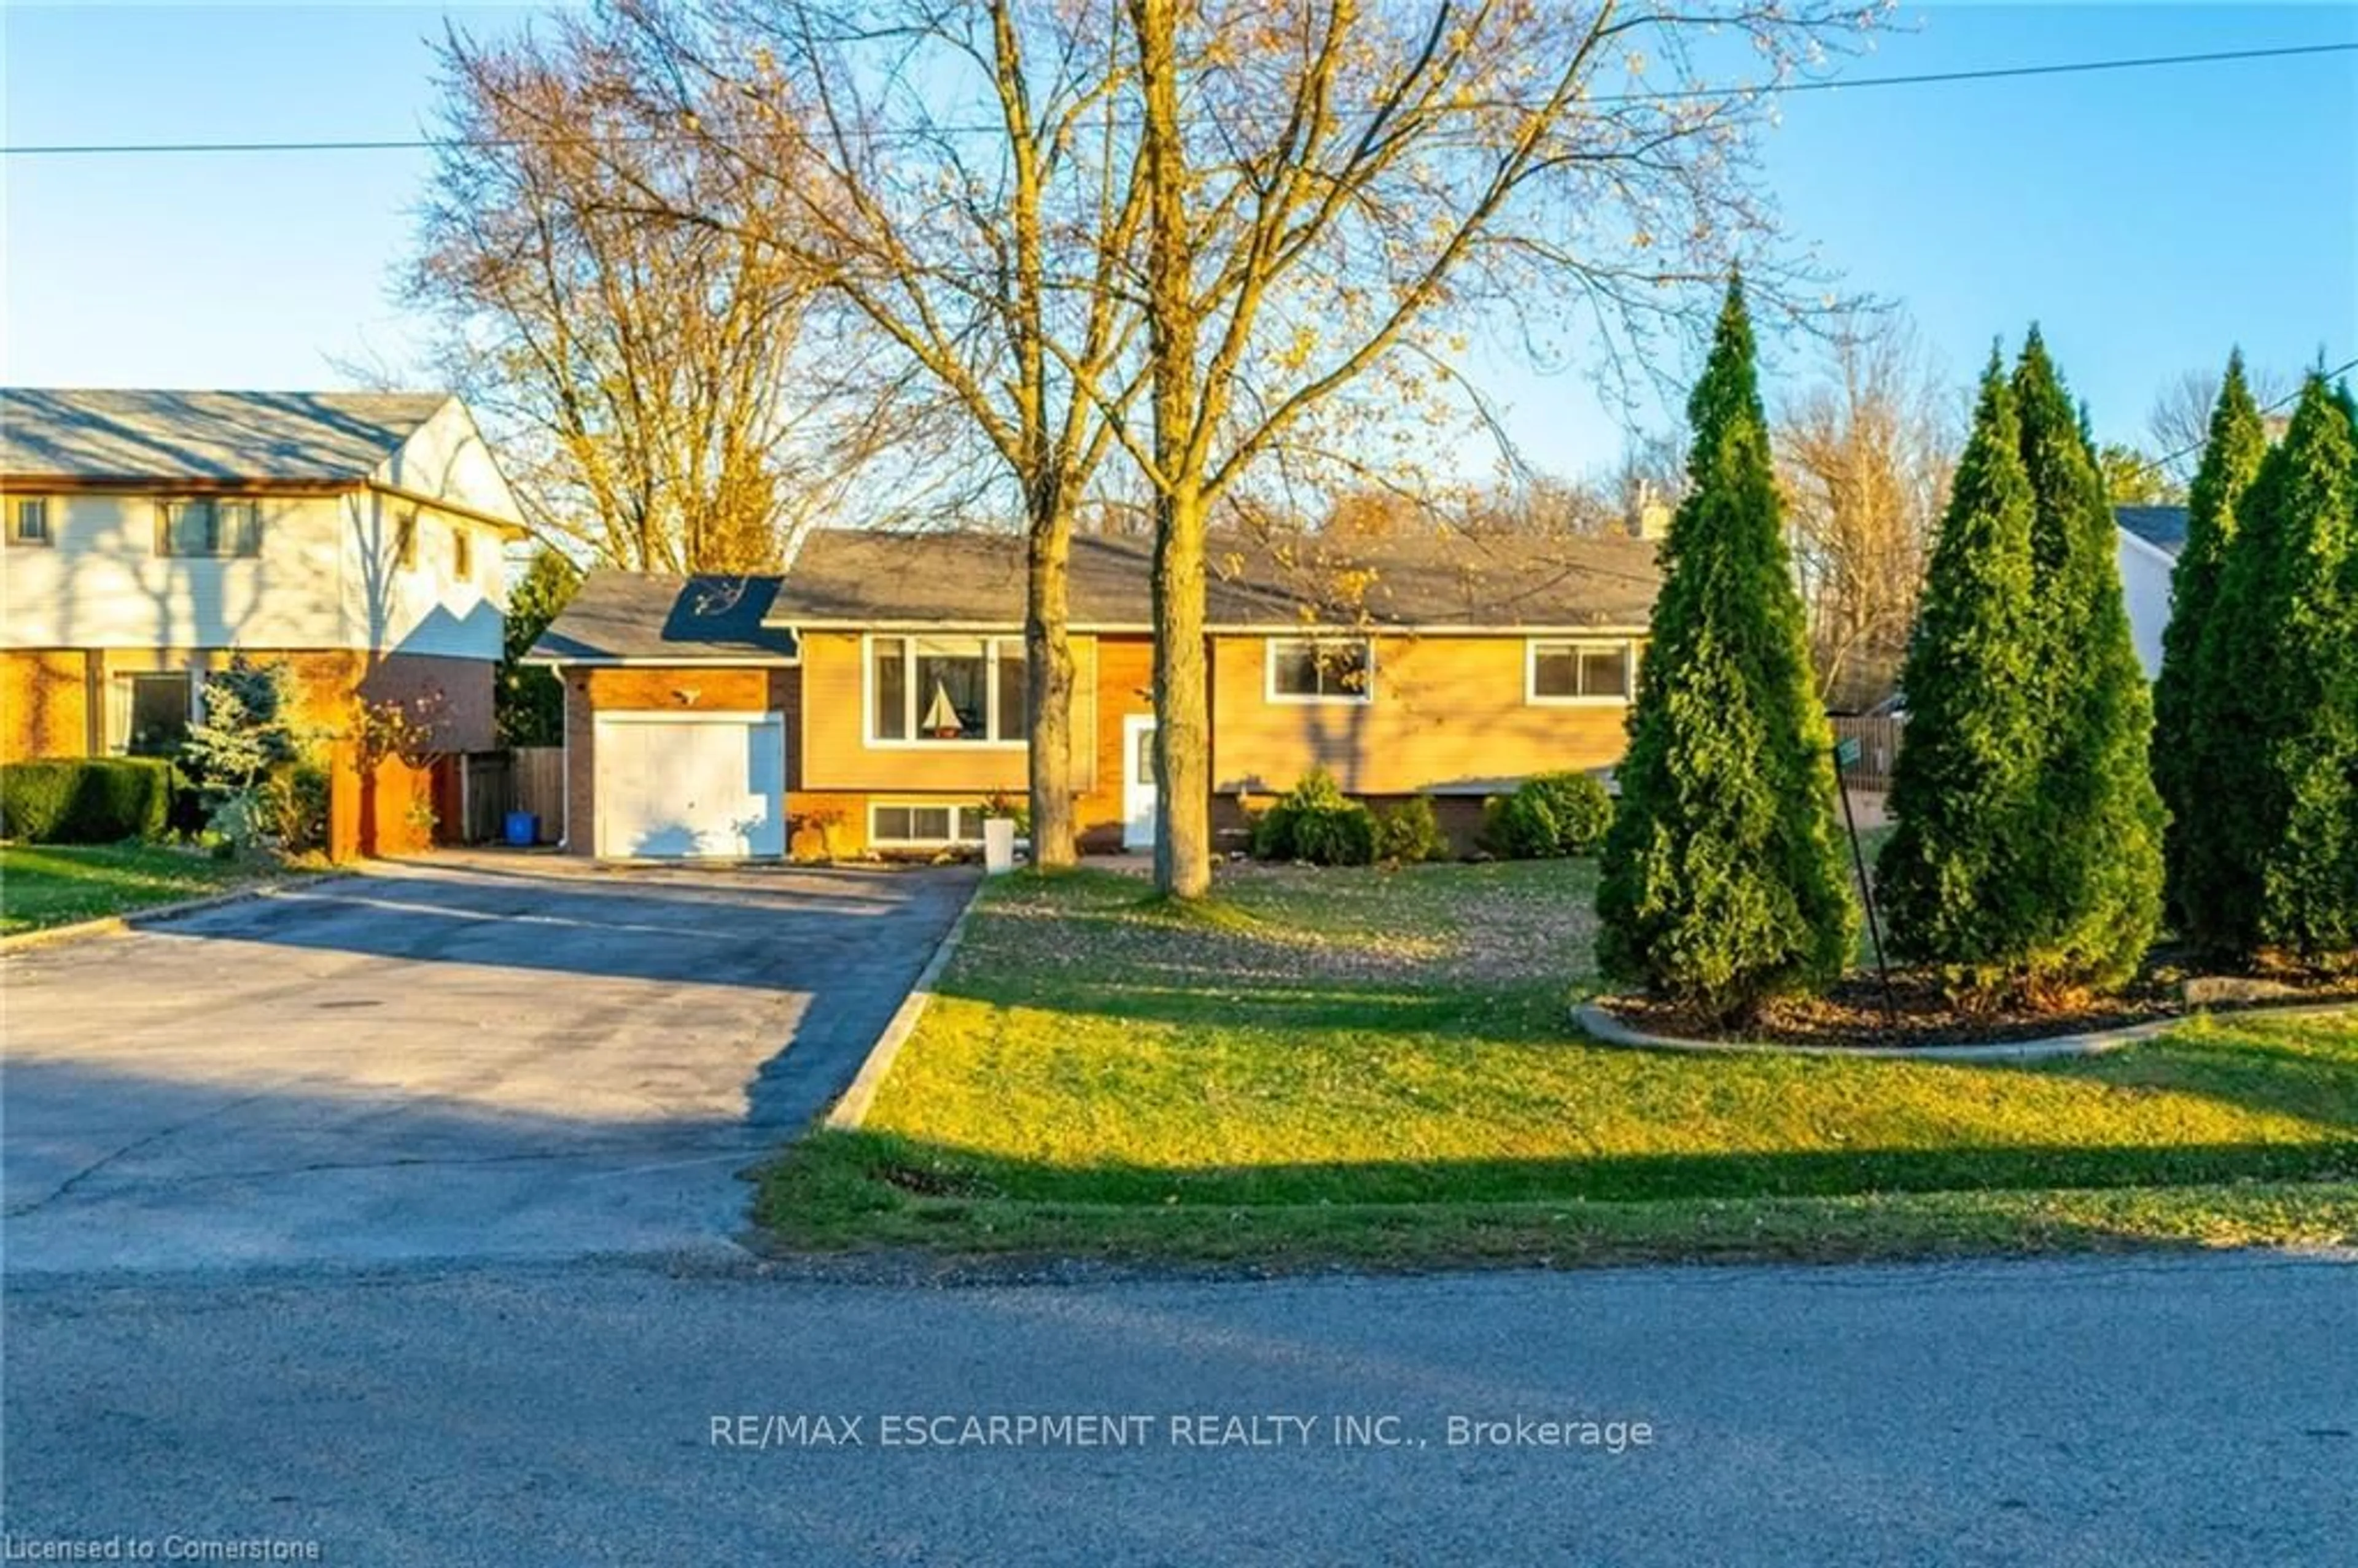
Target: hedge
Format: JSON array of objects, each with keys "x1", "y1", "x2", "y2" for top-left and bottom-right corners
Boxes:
[{"x1": 0, "y1": 758, "x2": 176, "y2": 844}]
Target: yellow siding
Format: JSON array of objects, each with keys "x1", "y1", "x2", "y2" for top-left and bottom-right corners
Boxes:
[
  {"x1": 1208, "y1": 633, "x2": 1630, "y2": 796},
  {"x1": 795, "y1": 630, "x2": 1096, "y2": 794}
]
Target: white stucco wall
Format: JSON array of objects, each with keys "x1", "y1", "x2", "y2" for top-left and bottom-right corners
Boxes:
[
  {"x1": 2, "y1": 398, "x2": 515, "y2": 658},
  {"x1": 2117, "y1": 529, "x2": 2176, "y2": 680}
]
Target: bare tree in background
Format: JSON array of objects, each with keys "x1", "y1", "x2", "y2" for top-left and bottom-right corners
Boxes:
[
  {"x1": 582, "y1": 0, "x2": 1150, "y2": 867},
  {"x1": 2147, "y1": 363, "x2": 2290, "y2": 491},
  {"x1": 409, "y1": 14, "x2": 905, "y2": 572},
  {"x1": 1118, "y1": 0, "x2": 1881, "y2": 896},
  {"x1": 1775, "y1": 311, "x2": 1956, "y2": 712}
]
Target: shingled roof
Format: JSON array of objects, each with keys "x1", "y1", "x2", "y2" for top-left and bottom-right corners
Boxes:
[
  {"x1": 0, "y1": 388, "x2": 453, "y2": 485},
  {"x1": 528, "y1": 573, "x2": 800, "y2": 664},
  {"x1": 530, "y1": 528, "x2": 1660, "y2": 664},
  {"x1": 769, "y1": 527, "x2": 1660, "y2": 630},
  {"x1": 2115, "y1": 504, "x2": 2190, "y2": 558}
]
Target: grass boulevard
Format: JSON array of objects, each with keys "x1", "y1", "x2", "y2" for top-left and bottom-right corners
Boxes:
[{"x1": 758, "y1": 860, "x2": 2358, "y2": 1271}]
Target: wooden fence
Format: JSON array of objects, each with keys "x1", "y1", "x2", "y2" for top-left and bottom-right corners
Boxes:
[
  {"x1": 512, "y1": 747, "x2": 566, "y2": 844},
  {"x1": 1830, "y1": 714, "x2": 1904, "y2": 788},
  {"x1": 452, "y1": 751, "x2": 513, "y2": 844}
]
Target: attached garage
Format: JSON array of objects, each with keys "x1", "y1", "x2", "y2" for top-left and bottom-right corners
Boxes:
[
  {"x1": 523, "y1": 573, "x2": 802, "y2": 860},
  {"x1": 593, "y1": 711, "x2": 785, "y2": 860}
]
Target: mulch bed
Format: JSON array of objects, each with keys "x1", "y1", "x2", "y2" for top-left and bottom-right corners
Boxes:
[{"x1": 1603, "y1": 955, "x2": 2358, "y2": 1051}]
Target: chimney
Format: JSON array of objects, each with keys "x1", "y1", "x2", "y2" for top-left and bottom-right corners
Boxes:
[{"x1": 1630, "y1": 480, "x2": 1671, "y2": 541}]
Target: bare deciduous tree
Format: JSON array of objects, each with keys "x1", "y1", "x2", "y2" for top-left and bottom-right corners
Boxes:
[
  {"x1": 1775, "y1": 311, "x2": 1957, "y2": 710},
  {"x1": 410, "y1": 14, "x2": 901, "y2": 573},
  {"x1": 588, "y1": 0, "x2": 1150, "y2": 866},
  {"x1": 2146, "y1": 363, "x2": 2290, "y2": 491},
  {"x1": 1117, "y1": 0, "x2": 1882, "y2": 896}
]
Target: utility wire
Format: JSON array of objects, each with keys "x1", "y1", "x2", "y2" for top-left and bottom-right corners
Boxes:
[
  {"x1": 2129, "y1": 356, "x2": 2358, "y2": 485},
  {"x1": 3, "y1": 39, "x2": 2354, "y2": 157}
]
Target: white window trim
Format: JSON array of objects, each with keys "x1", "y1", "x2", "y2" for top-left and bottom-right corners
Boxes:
[
  {"x1": 7, "y1": 495, "x2": 55, "y2": 546},
  {"x1": 860, "y1": 632, "x2": 1029, "y2": 750},
  {"x1": 1525, "y1": 637, "x2": 1641, "y2": 706},
  {"x1": 867, "y1": 801, "x2": 987, "y2": 847},
  {"x1": 1264, "y1": 635, "x2": 1376, "y2": 706}
]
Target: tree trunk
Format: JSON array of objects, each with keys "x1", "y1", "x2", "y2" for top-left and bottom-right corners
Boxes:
[
  {"x1": 1151, "y1": 486, "x2": 1212, "y2": 898},
  {"x1": 1025, "y1": 498, "x2": 1078, "y2": 869},
  {"x1": 1131, "y1": 0, "x2": 1211, "y2": 899}
]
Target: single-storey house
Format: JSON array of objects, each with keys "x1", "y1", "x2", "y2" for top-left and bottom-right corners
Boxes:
[
  {"x1": 2115, "y1": 503, "x2": 2189, "y2": 678},
  {"x1": 527, "y1": 527, "x2": 1662, "y2": 860},
  {"x1": 0, "y1": 388, "x2": 526, "y2": 854}
]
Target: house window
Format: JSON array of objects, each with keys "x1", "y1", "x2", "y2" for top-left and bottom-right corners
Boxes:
[
  {"x1": 1266, "y1": 637, "x2": 1373, "y2": 703},
  {"x1": 395, "y1": 509, "x2": 418, "y2": 569},
  {"x1": 452, "y1": 525, "x2": 473, "y2": 581},
  {"x1": 8, "y1": 497, "x2": 53, "y2": 545},
  {"x1": 866, "y1": 635, "x2": 1027, "y2": 744},
  {"x1": 159, "y1": 498, "x2": 260, "y2": 557},
  {"x1": 1528, "y1": 638, "x2": 1641, "y2": 703},
  {"x1": 107, "y1": 672, "x2": 200, "y2": 756},
  {"x1": 870, "y1": 802, "x2": 988, "y2": 847}
]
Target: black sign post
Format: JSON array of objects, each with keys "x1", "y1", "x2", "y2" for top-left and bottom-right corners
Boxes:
[{"x1": 1833, "y1": 736, "x2": 1896, "y2": 1020}]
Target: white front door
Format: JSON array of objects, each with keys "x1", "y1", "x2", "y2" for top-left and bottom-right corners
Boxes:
[
  {"x1": 1121, "y1": 714, "x2": 1158, "y2": 852},
  {"x1": 594, "y1": 712, "x2": 786, "y2": 859}
]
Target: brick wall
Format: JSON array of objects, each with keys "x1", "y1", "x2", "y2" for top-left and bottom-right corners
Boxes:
[{"x1": 561, "y1": 664, "x2": 796, "y2": 856}]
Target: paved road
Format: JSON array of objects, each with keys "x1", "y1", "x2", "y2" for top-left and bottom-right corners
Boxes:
[
  {"x1": 1, "y1": 858, "x2": 974, "y2": 1273},
  {"x1": 3, "y1": 1252, "x2": 2351, "y2": 1565}
]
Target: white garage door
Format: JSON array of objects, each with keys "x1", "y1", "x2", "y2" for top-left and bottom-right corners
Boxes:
[{"x1": 593, "y1": 712, "x2": 786, "y2": 859}]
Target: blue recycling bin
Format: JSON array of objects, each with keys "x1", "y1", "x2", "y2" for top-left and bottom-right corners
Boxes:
[{"x1": 503, "y1": 810, "x2": 539, "y2": 847}]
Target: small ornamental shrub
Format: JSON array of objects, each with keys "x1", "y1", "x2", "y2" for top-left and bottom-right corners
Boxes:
[
  {"x1": 1290, "y1": 801, "x2": 1376, "y2": 867},
  {"x1": 1251, "y1": 768, "x2": 1376, "y2": 866},
  {"x1": 0, "y1": 758, "x2": 174, "y2": 843},
  {"x1": 184, "y1": 658, "x2": 309, "y2": 853},
  {"x1": 1372, "y1": 795, "x2": 1449, "y2": 863},
  {"x1": 1484, "y1": 771, "x2": 1613, "y2": 858},
  {"x1": 272, "y1": 759, "x2": 333, "y2": 853}
]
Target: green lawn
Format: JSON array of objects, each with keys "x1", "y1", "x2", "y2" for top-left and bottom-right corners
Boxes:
[
  {"x1": 757, "y1": 860, "x2": 2358, "y2": 1268},
  {"x1": 0, "y1": 842, "x2": 270, "y2": 934}
]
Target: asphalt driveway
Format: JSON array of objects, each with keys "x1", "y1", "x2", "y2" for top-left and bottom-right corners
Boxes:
[{"x1": 0, "y1": 856, "x2": 976, "y2": 1274}]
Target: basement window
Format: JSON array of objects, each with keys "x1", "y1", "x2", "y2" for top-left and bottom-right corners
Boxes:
[{"x1": 870, "y1": 802, "x2": 987, "y2": 847}]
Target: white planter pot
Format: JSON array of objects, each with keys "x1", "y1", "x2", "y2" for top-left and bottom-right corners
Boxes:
[{"x1": 982, "y1": 817, "x2": 1018, "y2": 874}]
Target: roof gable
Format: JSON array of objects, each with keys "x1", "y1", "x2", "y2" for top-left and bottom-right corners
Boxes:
[{"x1": 0, "y1": 388, "x2": 454, "y2": 486}]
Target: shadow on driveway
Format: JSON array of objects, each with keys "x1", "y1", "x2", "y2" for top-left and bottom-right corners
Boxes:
[{"x1": 0, "y1": 858, "x2": 978, "y2": 1273}]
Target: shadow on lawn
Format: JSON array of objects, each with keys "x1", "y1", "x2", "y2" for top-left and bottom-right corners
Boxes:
[{"x1": 823, "y1": 1127, "x2": 2358, "y2": 1209}]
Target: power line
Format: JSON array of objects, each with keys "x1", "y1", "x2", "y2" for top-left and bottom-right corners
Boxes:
[
  {"x1": 4, "y1": 39, "x2": 2353, "y2": 157},
  {"x1": 2131, "y1": 356, "x2": 2358, "y2": 483}
]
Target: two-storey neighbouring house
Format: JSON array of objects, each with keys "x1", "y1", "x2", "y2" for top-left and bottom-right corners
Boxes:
[
  {"x1": 1, "y1": 388, "x2": 524, "y2": 852},
  {"x1": 526, "y1": 527, "x2": 1661, "y2": 860}
]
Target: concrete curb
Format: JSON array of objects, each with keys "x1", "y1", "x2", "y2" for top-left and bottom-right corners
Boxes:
[
  {"x1": 1, "y1": 870, "x2": 354, "y2": 955},
  {"x1": 822, "y1": 875, "x2": 988, "y2": 1130},
  {"x1": 1570, "y1": 998, "x2": 2358, "y2": 1063}
]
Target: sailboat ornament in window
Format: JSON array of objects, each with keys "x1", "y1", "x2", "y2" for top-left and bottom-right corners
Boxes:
[{"x1": 923, "y1": 681, "x2": 963, "y2": 738}]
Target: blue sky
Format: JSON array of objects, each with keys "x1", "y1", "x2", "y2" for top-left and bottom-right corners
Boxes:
[{"x1": 4, "y1": 2, "x2": 2353, "y2": 478}]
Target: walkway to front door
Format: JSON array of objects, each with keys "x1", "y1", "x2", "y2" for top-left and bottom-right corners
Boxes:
[{"x1": 1121, "y1": 713, "x2": 1158, "y2": 850}]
